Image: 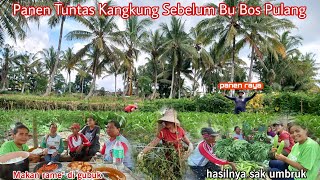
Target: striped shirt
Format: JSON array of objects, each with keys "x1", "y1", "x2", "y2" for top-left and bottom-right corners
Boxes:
[
  {"x1": 67, "y1": 133, "x2": 91, "y2": 152},
  {"x1": 188, "y1": 140, "x2": 229, "y2": 167}
]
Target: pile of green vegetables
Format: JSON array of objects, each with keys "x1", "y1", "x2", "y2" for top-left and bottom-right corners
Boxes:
[{"x1": 215, "y1": 138, "x2": 272, "y2": 162}]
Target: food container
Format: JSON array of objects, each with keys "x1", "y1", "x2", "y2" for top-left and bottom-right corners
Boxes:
[
  {"x1": 0, "y1": 151, "x2": 30, "y2": 180},
  {"x1": 28, "y1": 147, "x2": 44, "y2": 155},
  {"x1": 94, "y1": 167, "x2": 126, "y2": 180}
]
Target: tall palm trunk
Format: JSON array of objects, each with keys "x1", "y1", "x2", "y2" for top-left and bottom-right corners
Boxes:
[
  {"x1": 114, "y1": 73, "x2": 117, "y2": 97},
  {"x1": 178, "y1": 71, "x2": 181, "y2": 99},
  {"x1": 248, "y1": 46, "x2": 255, "y2": 82},
  {"x1": 86, "y1": 60, "x2": 97, "y2": 99},
  {"x1": 81, "y1": 78, "x2": 84, "y2": 97},
  {"x1": 32, "y1": 118, "x2": 38, "y2": 148},
  {"x1": 68, "y1": 70, "x2": 72, "y2": 93},
  {"x1": 231, "y1": 35, "x2": 236, "y2": 83},
  {"x1": 151, "y1": 66, "x2": 158, "y2": 99},
  {"x1": 122, "y1": 72, "x2": 127, "y2": 97},
  {"x1": 127, "y1": 65, "x2": 133, "y2": 96},
  {"x1": 1, "y1": 59, "x2": 9, "y2": 91},
  {"x1": 192, "y1": 68, "x2": 197, "y2": 96},
  {"x1": 44, "y1": 16, "x2": 65, "y2": 96},
  {"x1": 21, "y1": 74, "x2": 27, "y2": 94},
  {"x1": 169, "y1": 65, "x2": 175, "y2": 99},
  {"x1": 230, "y1": 35, "x2": 236, "y2": 96}
]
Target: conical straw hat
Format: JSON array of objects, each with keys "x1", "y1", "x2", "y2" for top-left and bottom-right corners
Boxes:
[{"x1": 158, "y1": 109, "x2": 180, "y2": 125}]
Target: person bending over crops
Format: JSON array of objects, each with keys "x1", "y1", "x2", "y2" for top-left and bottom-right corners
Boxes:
[
  {"x1": 41, "y1": 123, "x2": 64, "y2": 163},
  {"x1": 138, "y1": 109, "x2": 194, "y2": 160},
  {"x1": 81, "y1": 117, "x2": 100, "y2": 157},
  {"x1": 100, "y1": 120, "x2": 134, "y2": 170},
  {"x1": 269, "y1": 122, "x2": 320, "y2": 180},
  {"x1": 233, "y1": 126, "x2": 245, "y2": 140},
  {"x1": 124, "y1": 103, "x2": 138, "y2": 113},
  {"x1": 223, "y1": 91, "x2": 257, "y2": 114},
  {"x1": 0, "y1": 124, "x2": 40, "y2": 162},
  {"x1": 188, "y1": 128, "x2": 236, "y2": 180},
  {"x1": 272, "y1": 121, "x2": 295, "y2": 156},
  {"x1": 68, "y1": 123, "x2": 91, "y2": 161}
]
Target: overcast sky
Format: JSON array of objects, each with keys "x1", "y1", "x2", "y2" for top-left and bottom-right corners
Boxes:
[{"x1": 5, "y1": 0, "x2": 319, "y2": 92}]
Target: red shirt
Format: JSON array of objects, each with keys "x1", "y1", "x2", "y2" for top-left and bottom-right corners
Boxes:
[
  {"x1": 198, "y1": 141, "x2": 229, "y2": 165},
  {"x1": 278, "y1": 130, "x2": 295, "y2": 153},
  {"x1": 157, "y1": 126, "x2": 185, "y2": 150},
  {"x1": 124, "y1": 105, "x2": 137, "y2": 112},
  {"x1": 67, "y1": 133, "x2": 91, "y2": 152}
]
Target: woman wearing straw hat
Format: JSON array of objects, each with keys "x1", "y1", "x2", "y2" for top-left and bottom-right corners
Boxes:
[{"x1": 137, "y1": 109, "x2": 194, "y2": 160}]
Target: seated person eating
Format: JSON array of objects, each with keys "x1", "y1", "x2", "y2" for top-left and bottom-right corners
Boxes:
[
  {"x1": 40, "y1": 123, "x2": 64, "y2": 162},
  {"x1": 0, "y1": 124, "x2": 39, "y2": 162}
]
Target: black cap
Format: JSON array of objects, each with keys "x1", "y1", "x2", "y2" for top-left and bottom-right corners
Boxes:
[
  {"x1": 272, "y1": 121, "x2": 283, "y2": 126},
  {"x1": 201, "y1": 127, "x2": 219, "y2": 136},
  {"x1": 237, "y1": 91, "x2": 244, "y2": 94}
]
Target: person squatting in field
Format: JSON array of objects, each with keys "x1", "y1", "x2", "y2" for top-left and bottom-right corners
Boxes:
[
  {"x1": 124, "y1": 103, "x2": 138, "y2": 113},
  {"x1": 188, "y1": 127, "x2": 237, "y2": 180}
]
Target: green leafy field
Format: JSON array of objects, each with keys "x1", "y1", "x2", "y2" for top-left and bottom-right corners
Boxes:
[{"x1": 1, "y1": 110, "x2": 319, "y2": 144}]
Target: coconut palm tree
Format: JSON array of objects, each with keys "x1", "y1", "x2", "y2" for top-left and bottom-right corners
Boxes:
[
  {"x1": 197, "y1": 0, "x2": 242, "y2": 84},
  {"x1": 254, "y1": 31, "x2": 314, "y2": 89},
  {"x1": 0, "y1": 45, "x2": 20, "y2": 91},
  {"x1": 140, "y1": 30, "x2": 165, "y2": 99},
  {"x1": 0, "y1": 0, "x2": 29, "y2": 44},
  {"x1": 65, "y1": 14, "x2": 120, "y2": 99},
  {"x1": 104, "y1": 50, "x2": 124, "y2": 97},
  {"x1": 201, "y1": 42, "x2": 246, "y2": 93},
  {"x1": 113, "y1": 16, "x2": 153, "y2": 96},
  {"x1": 44, "y1": 0, "x2": 86, "y2": 96},
  {"x1": 75, "y1": 61, "x2": 90, "y2": 96},
  {"x1": 235, "y1": 11, "x2": 295, "y2": 82},
  {"x1": 13, "y1": 53, "x2": 40, "y2": 93},
  {"x1": 189, "y1": 27, "x2": 214, "y2": 96},
  {"x1": 62, "y1": 48, "x2": 80, "y2": 93},
  {"x1": 159, "y1": 17, "x2": 198, "y2": 98},
  {"x1": 40, "y1": 46, "x2": 60, "y2": 78}
]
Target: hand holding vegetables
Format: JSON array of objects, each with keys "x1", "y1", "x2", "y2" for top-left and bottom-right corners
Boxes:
[
  {"x1": 271, "y1": 147, "x2": 277, "y2": 153},
  {"x1": 228, "y1": 162, "x2": 237, "y2": 171},
  {"x1": 272, "y1": 135, "x2": 285, "y2": 155},
  {"x1": 275, "y1": 153, "x2": 287, "y2": 161},
  {"x1": 137, "y1": 152, "x2": 144, "y2": 162},
  {"x1": 182, "y1": 143, "x2": 194, "y2": 160}
]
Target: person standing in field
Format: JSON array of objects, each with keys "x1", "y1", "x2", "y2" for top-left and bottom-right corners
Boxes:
[
  {"x1": 124, "y1": 103, "x2": 138, "y2": 113},
  {"x1": 223, "y1": 91, "x2": 257, "y2": 114}
]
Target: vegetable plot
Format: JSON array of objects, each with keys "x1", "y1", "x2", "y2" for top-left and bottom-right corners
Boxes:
[{"x1": 215, "y1": 139, "x2": 272, "y2": 163}]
